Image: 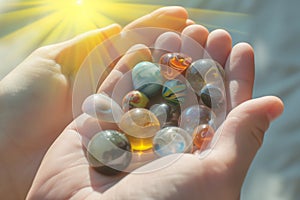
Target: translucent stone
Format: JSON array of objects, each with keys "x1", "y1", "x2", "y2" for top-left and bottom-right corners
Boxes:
[
  {"x1": 159, "y1": 53, "x2": 192, "y2": 79},
  {"x1": 200, "y1": 84, "x2": 225, "y2": 109},
  {"x1": 149, "y1": 103, "x2": 180, "y2": 128},
  {"x1": 192, "y1": 124, "x2": 215, "y2": 150},
  {"x1": 179, "y1": 105, "x2": 216, "y2": 134},
  {"x1": 185, "y1": 59, "x2": 225, "y2": 96},
  {"x1": 132, "y1": 61, "x2": 163, "y2": 97},
  {"x1": 149, "y1": 103, "x2": 170, "y2": 127},
  {"x1": 162, "y1": 79, "x2": 187, "y2": 105},
  {"x1": 82, "y1": 93, "x2": 124, "y2": 123},
  {"x1": 122, "y1": 90, "x2": 149, "y2": 112},
  {"x1": 153, "y1": 126, "x2": 192, "y2": 157},
  {"x1": 87, "y1": 130, "x2": 132, "y2": 175},
  {"x1": 119, "y1": 108, "x2": 160, "y2": 151}
]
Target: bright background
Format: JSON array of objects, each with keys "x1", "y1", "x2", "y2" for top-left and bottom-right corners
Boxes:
[
  {"x1": 0, "y1": 0, "x2": 248, "y2": 78},
  {"x1": 1, "y1": 0, "x2": 300, "y2": 199}
]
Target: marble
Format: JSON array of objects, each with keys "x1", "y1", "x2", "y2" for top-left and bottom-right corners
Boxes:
[
  {"x1": 162, "y1": 79, "x2": 187, "y2": 105},
  {"x1": 192, "y1": 124, "x2": 215, "y2": 150},
  {"x1": 179, "y1": 105, "x2": 216, "y2": 134},
  {"x1": 82, "y1": 93, "x2": 124, "y2": 123},
  {"x1": 185, "y1": 59, "x2": 225, "y2": 96},
  {"x1": 132, "y1": 61, "x2": 163, "y2": 97},
  {"x1": 153, "y1": 126, "x2": 193, "y2": 157},
  {"x1": 119, "y1": 108, "x2": 160, "y2": 151},
  {"x1": 87, "y1": 130, "x2": 132, "y2": 175},
  {"x1": 149, "y1": 103, "x2": 170, "y2": 127},
  {"x1": 159, "y1": 53, "x2": 192, "y2": 79},
  {"x1": 149, "y1": 103, "x2": 180, "y2": 128},
  {"x1": 200, "y1": 84, "x2": 225, "y2": 109},
  {"x1": 122, "y1": 90, "x2": 149, "y2": 112}
]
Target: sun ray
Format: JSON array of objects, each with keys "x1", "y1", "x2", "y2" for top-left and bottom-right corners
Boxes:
[
  {"x1": 0, "y1": 0, "x2": 251, "y2": 78},
  {"x1": 0, "y1": 6, "x2": 55, "y2": 37}
]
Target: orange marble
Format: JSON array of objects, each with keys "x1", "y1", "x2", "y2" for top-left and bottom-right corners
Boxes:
[
  {"x1": 159, "y1": 53, "x2": 192, "y2": 79},
  {"x1": 192, "y1": 124, "x2": 215, "y2": 149}
]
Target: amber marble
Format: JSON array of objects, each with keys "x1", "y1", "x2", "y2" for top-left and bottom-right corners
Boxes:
[{"x1": 119, "y1": 108, "x2": 160, "y2": 151}]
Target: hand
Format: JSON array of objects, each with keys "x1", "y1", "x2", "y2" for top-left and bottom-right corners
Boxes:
[
  {"x1": 26, "y1": 24, "x2": 284, "y2": 199},
  {"x1": 0, "y1": 6, "x2": 191, "y2": 199}
]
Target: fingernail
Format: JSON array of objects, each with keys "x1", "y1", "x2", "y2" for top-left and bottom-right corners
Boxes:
[{"x1": 267, "y1": 96, "x2": 284, "y2": 121}]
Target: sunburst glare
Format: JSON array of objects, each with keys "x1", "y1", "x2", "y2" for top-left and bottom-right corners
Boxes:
[{"x1": 0, "y1": 0, "x2": 248, "y2": 77}]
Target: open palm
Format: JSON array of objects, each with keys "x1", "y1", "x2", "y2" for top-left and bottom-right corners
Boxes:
[
  {"x1": 26, "y1": 22, "x2": 283, "y2": 200},
  {"x1": 0, "y1": 7, "x2": 192, "y2": 199}
]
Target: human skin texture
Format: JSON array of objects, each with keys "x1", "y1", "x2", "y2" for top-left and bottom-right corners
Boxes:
[
  {"x1": 27, "y1": 14, "x2": 283, "y2": 200},
  {"x1": 0, "y1": 6, "x2": 193, "y2": 199}
]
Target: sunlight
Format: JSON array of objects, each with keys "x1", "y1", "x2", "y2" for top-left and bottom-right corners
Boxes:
[{"x1": 0, "y1": 0, "x2": 249, "y2": 78}]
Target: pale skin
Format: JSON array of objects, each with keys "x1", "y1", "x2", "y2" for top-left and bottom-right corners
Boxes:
[
  {"x1": 0, "y1": 6, "x2": 283, "y2": 200},
  {"x1": 0, "y1": 6, "x2": 193, "y2": 199}
]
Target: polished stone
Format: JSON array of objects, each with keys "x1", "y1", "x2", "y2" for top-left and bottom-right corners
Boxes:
[{"x1": 87, "y1": 130, "x2": 132, "y2": 175}]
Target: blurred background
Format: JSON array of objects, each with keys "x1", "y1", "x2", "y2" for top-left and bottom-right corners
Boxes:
[{"x1": 1, "y1": 0, "x2": 299, "y2": 199}]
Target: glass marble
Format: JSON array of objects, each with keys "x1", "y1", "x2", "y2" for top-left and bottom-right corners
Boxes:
[
  {"x1": 179, "y1": 105, "x2": 216, "y2": 134},
  {"x1": 159, "y1": 53, "x2": 192, "y2": 79},
  {"x1": 153, "y1": 126, "x2": 192, "y2": 157},
  {"x1": 185, "y1": 59, "x2": 225, "y2": 96},
  {"x1": 87, "y1": 130, "x2": 132, "y2": 175},
  {"x1": 162, "y1": 79, "x2": 187, "y2": 105},
  {"x1": 82, "y1": 93, "x2": 124, "y2": 123},
  {"x1": 122, "y1": 90, "x2": 149, "y2": 112},
  {"x1": 200, "y1": 84, "x2": 225, "y2": 109},
  {"x1": 119, "y1": 108, "x2": 160, "y2": 151},
  {"x1": 132, "y1": 61, "x2": 163, "y2": 97},
  {"x1": 192, "y1": 124, "x2": 215, "y2": 150},
  {"x1": 149, "y1": 103, "x2": 180, "y2": 128}
]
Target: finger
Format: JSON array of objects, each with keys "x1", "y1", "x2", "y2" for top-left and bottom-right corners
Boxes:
[
  {"x1": 152, "y1": 32, "x2": 182, "y2": 62},
  {"x1": 210, "y1": 96, "x2": 284, "y2": 195},
  {"x1": 185, "y1": 19, "x2": 195, "y2": 26},
  {"x1": 204, "y1": 29, "x2": 232, "y2": 67},
  {"x1": 123, "y1": 6, "x2": 188, "y2": 32},
  {"x1": 98, "y1": 44, "x2": 152, "y2": 99},
  {"x1": 225, "y1": 42, "x2": 255, "y2": 111},
  {"x1": 180, "y1": 24, "x2": 209, "y2": 60},
  {"x1": 54, "y1": 24, "x2": 122, "y2": 75}
]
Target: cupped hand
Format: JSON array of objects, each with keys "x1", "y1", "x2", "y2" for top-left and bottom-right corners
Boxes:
[
  {"x1": 0, "y1": 6, "x2": 191, "y2": 199},
  {"x1": 26, "y1": 24, "x2": 284, "y2": 200}
]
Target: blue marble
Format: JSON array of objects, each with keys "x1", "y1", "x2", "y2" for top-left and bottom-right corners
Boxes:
[
  {"x1": 132, "y1": 61, "x2": 163, "y2": 97},
  {"x1": 153, "y1": 126, "x2": 192, "y2": 157}
]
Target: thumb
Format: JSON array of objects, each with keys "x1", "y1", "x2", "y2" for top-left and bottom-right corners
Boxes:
[{"x1": 210, "y1": 96, "x2": 284, "y2": 192}]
